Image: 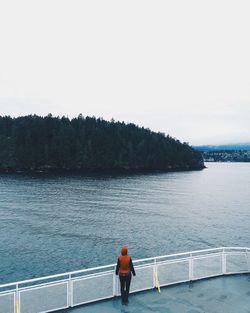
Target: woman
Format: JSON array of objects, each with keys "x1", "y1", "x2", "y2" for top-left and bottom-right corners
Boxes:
[{"x1": 115, "y1": 246, "x2": 136, "y2": 305}]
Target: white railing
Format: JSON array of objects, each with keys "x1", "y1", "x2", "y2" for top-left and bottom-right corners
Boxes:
[{"x1": 0, "y1": 247, "x2": 249, "y2": 313}]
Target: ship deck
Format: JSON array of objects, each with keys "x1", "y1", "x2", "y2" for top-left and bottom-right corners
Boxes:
[{"x1": 63, "y1": 274, "x2": 250, "y2": 313}]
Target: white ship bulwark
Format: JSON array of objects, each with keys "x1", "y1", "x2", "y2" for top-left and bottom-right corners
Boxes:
[{"x1": 0, "y1": 247, "x2": 249, "y2": 313}]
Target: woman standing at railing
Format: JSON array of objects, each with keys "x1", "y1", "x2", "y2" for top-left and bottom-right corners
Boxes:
[{"x1": 116, "y1": 246, "x2": 136, "y2": 305}]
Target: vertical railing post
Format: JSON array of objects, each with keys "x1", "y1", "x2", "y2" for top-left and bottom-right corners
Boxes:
[
  {"x1": 189, "y1": 253, "x2": 193, "y2": 281},
  {"x1": 68, "y1": 274, "x2": 73, "y2": 307},
  {"x1": 15, "y1": 284, "x2": 19, "y2": 313},
  {"x1": 153, "y1": 258, "x2": 156, "y2": 288},
  {"x1": 222, "y1": 248, "x2": 226, "y2": 275},
  {"x1": 246, "y1": 249, "x2": 250, "y2": 273},
  {"x1": 113, "y1": 267, "x2": 117, "y2": 297}
]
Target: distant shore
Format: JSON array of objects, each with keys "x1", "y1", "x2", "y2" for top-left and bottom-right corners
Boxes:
[
  {"x1": 202, "y1": 150, "x2": 250, "y2": 163},
  {"x1": 0, "y1": 166, "x2": 206, "y2": 175}
]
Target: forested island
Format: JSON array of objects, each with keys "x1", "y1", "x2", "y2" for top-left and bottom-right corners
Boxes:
[{"x1": 0, "y1": 115, "x2": 204, "y2": 172}]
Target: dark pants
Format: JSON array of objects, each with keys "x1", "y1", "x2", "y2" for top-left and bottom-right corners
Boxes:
[{"x1": 119, "y1": 273, "x2": 131, "y2": 303}]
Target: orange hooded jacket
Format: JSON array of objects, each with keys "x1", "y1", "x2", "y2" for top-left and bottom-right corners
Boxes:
[{"x1": 115, "y1": 246, "x2": 136, "y2": 276}]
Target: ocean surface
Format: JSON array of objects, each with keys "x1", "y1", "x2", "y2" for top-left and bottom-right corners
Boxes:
[{"x1": 0, "y1": 163, "x2": 249, "y2": 284}]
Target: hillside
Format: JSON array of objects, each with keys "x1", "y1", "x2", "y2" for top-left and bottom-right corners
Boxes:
[{"x1": 0, "y1": 115, "x2": 204, "y2": 172}]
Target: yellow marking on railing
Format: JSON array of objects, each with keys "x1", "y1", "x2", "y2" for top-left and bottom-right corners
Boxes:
[
  {"x1": 153, "y1": 272, "x2": 161, "y2": 293},
  {"x1": 16, "y1": 300, "x2": 19, "y2": 313}
]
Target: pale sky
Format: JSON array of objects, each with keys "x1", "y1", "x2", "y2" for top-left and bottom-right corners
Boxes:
[{"x1": 0, "y1": 0, "x2": 250, "y2": 145}]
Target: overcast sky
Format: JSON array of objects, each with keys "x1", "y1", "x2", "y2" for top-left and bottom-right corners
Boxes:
[{"x1": 0, "y1": 0, "x2": 249, "y2": 145}]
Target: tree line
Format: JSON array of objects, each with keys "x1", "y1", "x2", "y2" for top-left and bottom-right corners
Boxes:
[{"x1": 0, "y1": 114, "x2": 204, "y2": 172}]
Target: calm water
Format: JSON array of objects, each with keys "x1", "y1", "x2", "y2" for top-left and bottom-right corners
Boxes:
[{"x1": 0, "y1": 163, "x2": 249, "y2": 283}]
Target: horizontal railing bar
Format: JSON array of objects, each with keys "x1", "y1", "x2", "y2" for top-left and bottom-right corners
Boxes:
[
  {"x1": 18, "y1": 280, "x2": 69, "y2": 293},
  {"x1": 224, "y1": 251, "x2": 248, "y2": 254},
  {"x1": 0, "y1": 264, "x2": 116, "y2": 288},
  {"x1": 132, "y1": 246, "x2": 249, "y2": 263},
  {"x1": 72, "y1": 270, "x2": 114, "y2": 281},
  {"x1": 192, "y1": 252, "x2": 222, "y2": 260},
  {"x1": 156, "y1": 252, "x2": 222, "y2": 266},
  {"x1": 0, "y1": 290, "x2": 15, "y2": 296},
  {"x1": 0, "y1": 246, "x2": 248, "y2": 289},
  {"x1": 157, "y1": 257, "x2": 190, "y2": 265},
  {"x1": 133, "y1": 247, "x2": 232, "y2": 264}
]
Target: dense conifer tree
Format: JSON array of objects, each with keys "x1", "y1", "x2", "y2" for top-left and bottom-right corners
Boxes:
[{"x1": 0, "y1": 115, "x2": 204, "y2": 172}]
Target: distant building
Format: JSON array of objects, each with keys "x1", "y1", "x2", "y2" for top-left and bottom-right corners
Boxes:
[{"x1": 202, "y1": 150, "x2": 250, "y2": 162}]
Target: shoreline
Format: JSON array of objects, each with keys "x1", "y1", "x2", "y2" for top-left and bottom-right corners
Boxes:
[{"x1": 0, "y1": 165, "x2": 206, "y2": 176}]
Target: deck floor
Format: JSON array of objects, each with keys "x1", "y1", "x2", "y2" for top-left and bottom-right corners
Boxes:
[{"x1": 62, "y1": 275, "x2": 250, "y2": 313}]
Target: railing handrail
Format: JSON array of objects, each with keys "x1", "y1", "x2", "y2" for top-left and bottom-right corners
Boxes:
[{"x1": 0, "y1": 246, "x2": 249, "y2": 289}]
